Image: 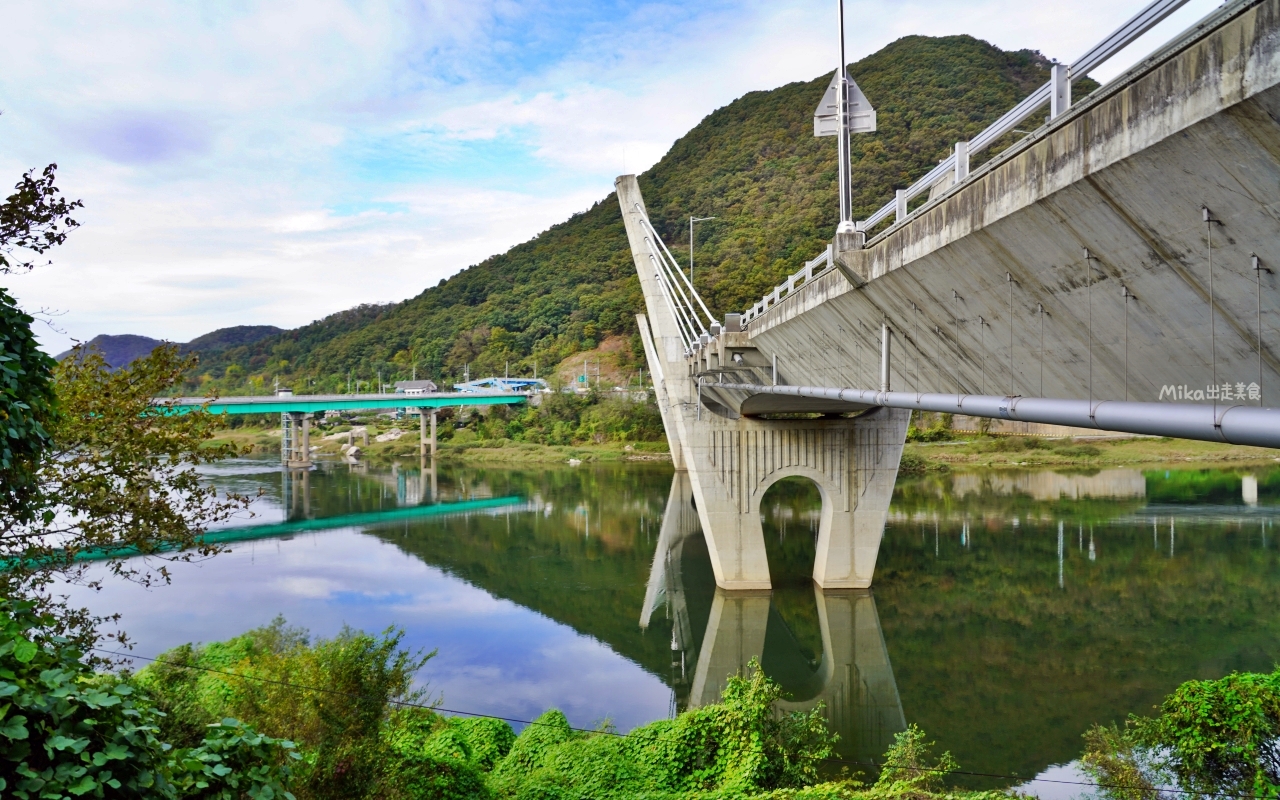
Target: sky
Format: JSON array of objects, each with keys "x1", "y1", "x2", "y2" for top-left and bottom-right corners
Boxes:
[{"x1": 0, "y1": 0, "x2": 1223, "y2": 353}]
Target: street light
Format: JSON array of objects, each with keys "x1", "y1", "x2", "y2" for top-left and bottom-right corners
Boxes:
[
  {"x1": 813, "y1": 0, "x2": 876, "y2": 234},
  {"x1": 689, "y1": 215, "x2": 716, "y2": 286}
]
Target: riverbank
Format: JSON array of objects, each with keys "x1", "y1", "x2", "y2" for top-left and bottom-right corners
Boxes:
[
  {"x1": 903, "y1": 434, "x2": 1280, "y2": 471},
  {"x1": 204, "y1": 425, "x2": 671, "y2": 463},
  {"x1": 207, "y1": 424, "x2": 1280, "y2": 469}
]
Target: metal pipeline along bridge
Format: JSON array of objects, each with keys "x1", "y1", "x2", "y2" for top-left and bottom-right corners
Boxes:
[
  {"x1": 622, "y1": 0, "x2": 1280, "y2": 593},
  {"x1": 166, "y1": 390, "x2": 526, "y2": 468}
]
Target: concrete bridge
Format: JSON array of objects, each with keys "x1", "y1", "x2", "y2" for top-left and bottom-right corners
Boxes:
[{"x1": 621, "y1": 0, "x2": 1280, "y2": 591}]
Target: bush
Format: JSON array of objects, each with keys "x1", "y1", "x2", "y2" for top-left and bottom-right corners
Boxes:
[
  {"x1": 873, "y1": 724, "x2": 958, "y2": 794},
  {"x1": 1053, "y1": 444, "x2": 1100, "y2": 458},
  {"x1": 136, "y1": 617, "x2": 431, "y2": 800},
  {"x1": 487, "y1": 659, "x2": 834, "y2": 799},
  {"x1": 452, "y1": 391, "x2": 666, "y2": 448},
  {"x1": 0, "y1": 598, "x2": 298, "y2": 799},
  {"x1": 906, "y1": 413, "x2": 952, "y2": 442},
  {"x1": 898, "y1": 452, "x2": 927, "y2": 475},
  {"x1": 1081, "y1": 667, "x2": 1280, "y2": 800}
]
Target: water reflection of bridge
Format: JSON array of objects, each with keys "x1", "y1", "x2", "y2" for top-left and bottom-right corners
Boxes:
[
  {"x1": 278, "y1": 457, "x2": 538, "y2": 522},
  {"x1": 638, "y1": 463, "x2": 1280, "y2": 763},
  {"x1": 641, "y1": 472, "x2": 906, "y2": 762}
]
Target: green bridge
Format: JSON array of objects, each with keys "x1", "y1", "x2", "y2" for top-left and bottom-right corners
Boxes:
[
  {"x1": 166, "y1": 391, "x2": 528, "y2": 467},
  {"x1": 166, "y1": 391, "x2": 526, "y2": 416}
]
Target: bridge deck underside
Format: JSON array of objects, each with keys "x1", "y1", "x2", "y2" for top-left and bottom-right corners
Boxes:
[
  {"x1": 746, "y1": 0, "x2": 1280, "y2": 408},
  {"x1": 699, "y1": 384, "x2": 872, "y2": 417}
]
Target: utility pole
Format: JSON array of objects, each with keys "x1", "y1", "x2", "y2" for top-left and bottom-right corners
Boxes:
[{"x1": 690, "y1": 215, "x2": 715, "y2": 286}]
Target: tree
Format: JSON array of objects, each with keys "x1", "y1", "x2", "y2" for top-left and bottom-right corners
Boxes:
[
  {"x1": 0, "y1": 164, "x2": 78, "y2": 524},
  {"x1": 0, "y1": 164, "x2": 81, "y2": 276},
  {"x1": 1, "y1": 346, "x2": 252, "y2": 643},
  {"x1": 0, "y1": 165, "x2": 249, "y2": 649},
  {"x1": 1081, "y1": 668, "x2": 1280, "y2": 800},
  {"x1": 0, "y1": 289, "x2": 55, "y2": 521}
]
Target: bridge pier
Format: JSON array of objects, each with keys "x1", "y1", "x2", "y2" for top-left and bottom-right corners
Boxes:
[
  {"x1": 419, "y1": 409, "x2": 437, "y2": 458},
  {"x1": 618, "y1": 175, "x2": 909, "y2": 590},
  {"x1": 281, "y1": 412, "x2": 312, "y2": 468},
  {"x1": 658, "y1": 407, "x2": 908, "y2": 590}
]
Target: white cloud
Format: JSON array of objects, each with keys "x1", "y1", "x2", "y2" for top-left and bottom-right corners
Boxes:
[{"x1": 0, "y1": 0, "x2": 1222, "y2": 353}]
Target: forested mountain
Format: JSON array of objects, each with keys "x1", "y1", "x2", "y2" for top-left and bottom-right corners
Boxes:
[
  {"x1": 186, "y1": 35, "x2": 1079, "y2": 394},
  {"x1": 60, "y1": 326, "x2": 283, "y2": 371}
]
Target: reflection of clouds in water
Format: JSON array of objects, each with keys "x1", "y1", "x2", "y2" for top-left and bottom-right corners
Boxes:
[
  {"x1": 57, "y1": 529, "x2": 670, "y2": 732},
  {"x1": 1014, "y1": 761, "x2": 1093, "y2": 800},
  {"x1": 273, "y1": 576, "x2": 338, "y2": 598}
]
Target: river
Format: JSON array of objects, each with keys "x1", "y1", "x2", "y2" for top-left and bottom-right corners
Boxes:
[{"x1": 64, "y1": 456, "x2": 1280, "y2": 794}]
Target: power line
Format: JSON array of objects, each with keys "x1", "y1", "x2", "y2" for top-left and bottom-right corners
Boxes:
[{"x1": 91, "y1": 647, "x2": 1266, "y2": 799}]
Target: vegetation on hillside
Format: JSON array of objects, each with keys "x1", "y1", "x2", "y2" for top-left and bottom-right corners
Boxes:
[{"x1": 183, "y1": 36, "x2": 1083, "y2": 397}]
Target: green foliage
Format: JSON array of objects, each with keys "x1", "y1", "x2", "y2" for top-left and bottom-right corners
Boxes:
[
  {"x1": 0, "y1": 598, "x2": 298, "y2": 799},
  {"x1": 873, "y1": 724, "x2": 958, "y2": 795},
  {"x1": 906, "y1": 413, "x2": 952, "y2": 443},
  {"x1": 0, "y1": 598, "x2": 173, "y2": 797},
  {"x1": 0, "y1": 164, "x2": 82, "y2": 276},
  {"x1": 380, "y1": 709, "x2": 511, "y2": 799},
  {"x1": 2, "y1": 345, "x2": 251, "y2": 653},
  {"x1": 0, "y1": 163, "x2": 78, "y2": 523},
  {"x1": 1136, "y1": 668, "x2": 1280, "y2": 798},
  {"x1": 188, "y1": 37, "x2": 1070, "y2": 397},
  {"x1": 169, "y1": 719, "x2": 301, "y2": 799},
  {"x1": 1080, "y1": 724, "x2": 1158, "y2": 800},
  {"x1": 383, "y1": 749, "x2": 491, "y2": 800},
  {"x1": 455, "y1": 392, "x2": 666, "y2": 447},
  {"x1": 453, "y1": 717, "x2": 518, "y2": 771},
  {"x1": 897, "y1": 452, "x2": 928, "y2": 475},
  {"x1": 1082, "y1": 668, "x2": 1280, "y2": 800},
  {"x1": 487, "y1": 659, "x2": 835, "y2": 799},
  {"x1": 136, "y1": 618, "x2": 433, "y2": 800},
  {"x1": 0, "y1": 288, "x2": 55, "y2": 520}
]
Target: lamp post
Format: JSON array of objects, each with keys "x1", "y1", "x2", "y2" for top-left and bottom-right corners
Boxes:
[
  {"x1": 813, "y1": 0, "x2": 876, "y2": 235},
  {"x1": 689, "y1": 215, "x2": 715, "y2": 286}
]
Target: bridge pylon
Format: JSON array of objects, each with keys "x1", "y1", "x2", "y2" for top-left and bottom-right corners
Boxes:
[{"x1": 617, "y1": 175, "x2": 909, "y2": 590}]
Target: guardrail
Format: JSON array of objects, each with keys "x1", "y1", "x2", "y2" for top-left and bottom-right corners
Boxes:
[
  {"x1": 740, "y1": 245, "x2": 834, "y2": 327},
  {"x1": 741, "y1": 0, "x2": 1200, "y2": 328},
  {"x1": 858, "y1": 0, "x2": 1192, "y2": 233}
]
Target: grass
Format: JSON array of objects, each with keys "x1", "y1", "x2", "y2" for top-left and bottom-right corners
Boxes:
[
  {"x1": 907, "y1": 434, "x2": 1280, "y2": 470},
  {"x1": 205, "y1": 424, "x2": 671, "y2": 464},
  {"x1": 209, "y1": 423, "x2": 1280, "y2": 470}
]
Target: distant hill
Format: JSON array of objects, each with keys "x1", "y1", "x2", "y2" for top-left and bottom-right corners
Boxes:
[
  {"x1": 58, "y1": 334, "x2": 164, "y2": 370},
  {"x1": 60, "y1": 325, "x2": 283, "y2": 370},
  {"x1": 183, "y1": 325, "x2": 285, "y2": 354},
  {"x1": 182, "y1": 35, "x2": 1086, "y2": 394}
]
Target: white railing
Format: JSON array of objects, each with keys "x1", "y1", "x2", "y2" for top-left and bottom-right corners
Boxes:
[
  {"x1": 856, "y1": 0, "x2": 1192, "y2": 234},
  {"x1": 740, "y1": 246, "x2": 834, "y2": 327},
  {"x1": 742, "y1": 0, "x2": 1199, "y2": 328}
]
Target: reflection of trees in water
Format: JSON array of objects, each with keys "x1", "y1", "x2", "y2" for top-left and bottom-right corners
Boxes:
[
  {"x1": 691, "y1": 470, "x2": 1280, "y2": 784},
  {"x1": 252, "y1": 459, "x2": 1280, "y2": 789},
  {"x1": 760, "y1": 477, "x2": 825, "y2": 690},
  {"x1": 876, "y1": 494, "x2": 1280, "y2": 787}
]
